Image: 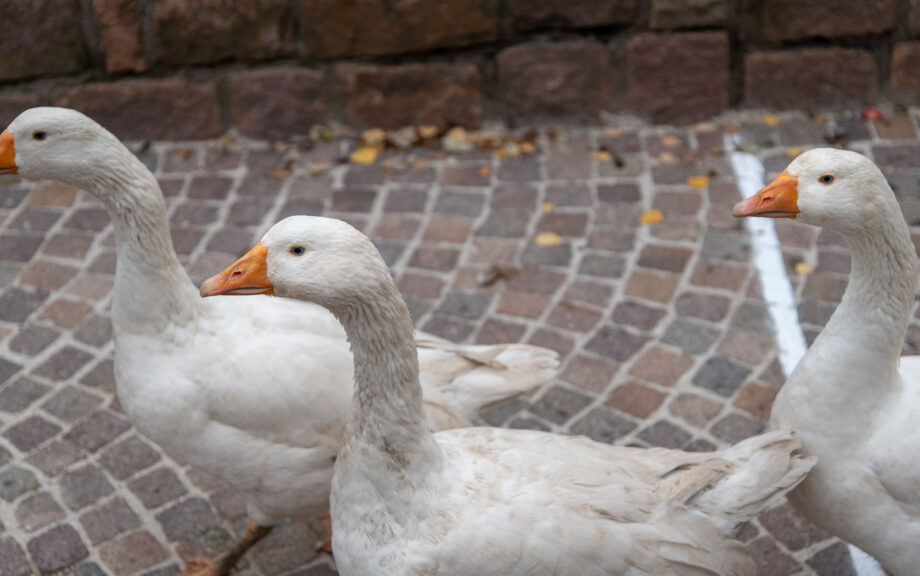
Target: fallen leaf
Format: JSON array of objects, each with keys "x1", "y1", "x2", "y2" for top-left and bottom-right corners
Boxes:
[
  {"x1": 413, "y1": 159, "x2": 429, "y2": 171},
  {"x1": 534, "y1": 232, "x2": 564, "y2": 247},
  {"x1": 786, "y1": 146, "x2": 803, "y2": 157},
  {"x1": 349, "y1": 145, "x2": 381, "y2": 165},
  {"x1": 442, "y1": 127, "x2": 473, "y2": 153},
  {"x1": 694, "y1": 121, "x2": 716, "y2": 132},
  {"x1": 639, "y1": 209, "x2": 663, "y2": 225},
  {"x1": 479, "y1": 166, "x2": 491, "y2": 177},
  {"x1": 687, "y1": 175, "x2": 709, "y2": 188},
  {"x1": 763, "y1": 115, "x2": 782, "y2": 127},
  {"x1": 387, "y1": 126, "x2": 418, "y2": 149},
  {"x1": 176, "y1": 147, "x2": 192, "y2": 160},
  {"x1": 520, "y1": 141, "x2": 536, "y2": 155},
  {"x1": 861, "y1": 107, "x2": 884, "y2": 121},
  {"x1": 682, "y1": 150, "x2": 701, "y2": 164},
  {"x1": 361, "y1": 128, "x2": 385, "y2": 146},
  {"x1": 661, "y1": 135, "x2": 682, "y2": 148},
  {"x1": 267, "y1": 159, "x2": 294, "y2": 181},
  {"x1": 418, "y1": 125, "x2": 439, "y2": 140},
  {"x1": 594, "y1": 150, "x2": 612, "y2": 162},
  {"x1": 658, "y1": 152, "x2": 678, "y2": 164},
  {"x1": 602, "y1": 128, "x2": 622, "y2": 137},
  {"x1": 794, "y1": 261, "x2": 814, "y2": 276},
  {"x1": 722, "y1": 122, "x2": 741, "y2": 133},
  {"x1": 271, "y1": 141, "x2": 291, "y2": 153},
  {"x1": 307, "y1": 162, "x2": 330, "y2": 177},
  {"x1": 476, "y1": 264, "x2": 520, "y2": 287},
  {"x1": 542, "y1": 202, "x2": 554, "y2": 214},
  {"x1": 498, "y1": 142, "x2": 520, "y2": 158}
]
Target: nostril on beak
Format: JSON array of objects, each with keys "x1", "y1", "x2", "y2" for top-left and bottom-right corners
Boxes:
[{"x1": 230, "y1": 270, "x2": 243, "y2": 280}]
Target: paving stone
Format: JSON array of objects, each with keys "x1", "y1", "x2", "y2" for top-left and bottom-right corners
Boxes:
[
  {"x1": 637, "y1": 244, "x2": 693, "y2": 273},
  {"x1": 710, "y1": 412, "x2": 765, "y2": 443},
  {"x1": 668, "y1": 393, "x2": 723, "y2": 428},
  {"x1": 629, "y1": 346, "x2": 694, "y2": 386},
  {"x1": 26, "y1": 441, "x2": 84, "y2": 478},
  {"x1": 42, "y1": 386, "x2": 103, "y2": 422},
  {"x1": 129, "y1": 467, "x2": 189, "y2": 510},
  {"x1": 509, "y1": 416, "x2": 552, "y2": 431},
  {"x1": 33, "y1": 346, "x2": 94, "y2": 382},
  {"x1": 578, "y1": 254, "x2": 626, "y2": 278},
  {"x1": 99, "y1": 529, "x2": 171, "y2": 576},
  {"x1": 15, "y1": 491, "x2": 66, "y2": 533},
  {"x1": 760, "y1": 503, "x2": 831, "y2": 552},
  {"x1": 422, "y1": 217, "x2": 473, "y2": 244},
  {"x1": 155, "y1": 497, "x2": 221, "y2": 542},
  {"x1": 0, "y1": 376, "x2": 48, "y2": 414},
  {"x1": 252, "y1": 521, "x2": 320, "y2": 575},
  {"x1": 476, "y1": 211, "x2": 533, "y2": 238},
  {"x1": 521, "y1": 241, "x2": 572, "y2": 267},
  {"x1": 564, "y1": 281, "x2": 613, "y2": 308},
  {"x1": 64, "y1": 410, "x2": 131, "y2": 452},
  {"x1": 585, "y1": 325, "x2": 650, "y2": 363},
  {"x1": 806, "y1": 541, "x2": 857, "y2": 576},
  {"x1": 546, "y1": 301, "x2": 602, "y2": 333},
  {"x1": 59, "y1": 464, "x2": 114, "y2": 510},
  {"x1": 0, "y1": 466, "x2": 40, "y2": 502},
  {"x1": 587, "y1": 229, "x2": 636, "y2": 253},
  {"x1": 475, "y1": 318, "x2": 527, "y2": 345},
  {"x1": 661, "y1": 319, "x2": 719, "y2": 354},
  {"x1": 0, "y1": 234, "x2": 43, "y2": 262},
  {"x1": 3, "y1": 415, "x2": 61, "y2": 452},
  {"x1": 569, "y1": 407, "x2": 637, "y2": 444},
  {"x1": 80, "y1": 497, "x2": 142, "y2": 545},
  {"x1": 20, "y1": 260, "x2": 78, "y2": 292},
  {"x1": 638, "y1": 419, "x2": 692, "y2": 448},
  {"x1": 529, "y1": 385, "x2": 593, "y2": 425},
  {"x1": 733, "y1": 381, "x2": 779, "y2": 421},
  {"x1": 81, "y1": 359, "x2": 116, "y2": 392},
  {"x1": 692, "y1": 356, "x2": 751, "y2": 397},
  {"x1": 0, "y1": 536, "x2": 30, "y2": 576},
  {"x1": 434, "y1": 190, "x2": 486, "y2": 218},
  {"x1": 384, "y1": 188, "x2": 430, "y2": 213},
  {"x1": 717, "y1": 326, "x2": 775, "y2": 366},
  {"x1": 611, "y1": 301, "x2": 667, "y2": 332},
  {"x1": 409, "y1": 247, "x2": 460, "y2": 271},
  {"x1": 0, "y1": 287, "x2": 47, "y2": 323},
  {"x1": 27, "y1": 524, "x2": 89, "y2": 573},
  {"x1": 98, "y1": 435, "x2": 161, "y2": 481},
  {"x1": 625, "y1": 270, "x2": 680, "y2": 303},
  {"x1": 435, "y1": 292, "x2": 493, "y2": 321},
  {"x1": 39, "y1": 298, "x2": 93, "y2": 329},
  {"x1": 606, "y1": 381, "x2": 666, "y2": 419},
  {"x1": 496, "y1": 291, "x2": 551, "y2": 319},
  {"x1": 374, "y1": 215, "x2": 422, "y2": 242},
  {"x1": 75, "y1": 314, "x2": 114, "y2": 348},
  {"x1": 731, "y1": 301, "x2": 775, "y2": 332},
  {"x1": 675, "y1": 292, "x2": 731, "y2": 323}
]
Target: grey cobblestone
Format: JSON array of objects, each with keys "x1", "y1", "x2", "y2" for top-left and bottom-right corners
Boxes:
[{"x1": 0, "y1": 110, "x2": 913, "y2": 574}]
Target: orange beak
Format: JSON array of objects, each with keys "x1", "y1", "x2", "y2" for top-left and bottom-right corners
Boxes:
[
  {"x1": 0, "y1": 131, "x2": 17, "y2": 175},
  {"x1": 733, "y1": 170, "x2": 799, "y2": 218},
  {"x1": 199, "y1": 242, "x2": 274, "y2": 297}
]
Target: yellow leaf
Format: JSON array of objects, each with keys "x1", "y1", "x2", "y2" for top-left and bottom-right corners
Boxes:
[
  {"x1": 658, "y1": 152, "x2": 677, "y2": 164},
  {"x1": 418, "y1": 125, "x2": 439, "y2": 139},
  {"x1": 694, "y1": 121, "x2": 716, "y2": 132},
  {"x1": 520, "y1": 141, "x2": 536, "y2": 155},
  {"x1": 602, "y1": 128, "x2": 622, "y2": 137},
  {"x1": 594, "y1": 150, "x2": 612, "y2": 162},
  {"x1": 361, "y1": 128, "x2": 385, "y2": 146},
  {"x1": 349, "y1": 145, "x2": 381, "y2": 165},
  {"x1": 542, "y1": 202, "x2": 554, "y2": 214},
  {"x1": 763, "y1": 115, "x2": 781, "y2": 127},
  {"x1": 786, "y1": 146, "x2": 803, "y2": 157},
  {"x1": 639, "y1": 209, "x2": 663, "y2": 225},
  {"x1": 534, "y1": 232, "x2": 564, "y2": 247},
  {"x1": 686, "y1": 175, "x2": 709, "y2": 188},
  {"x1": 794, "y1": 261, "x2": 814, "y2": 276},
  {"x1": 661, "y1": 135, "x2": 681, "y2": 148},
  {"x1": 479, "y1": 166, "x2": 491, "y2": 177}
]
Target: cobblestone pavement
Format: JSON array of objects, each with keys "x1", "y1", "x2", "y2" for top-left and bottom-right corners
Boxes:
[{"x1": 0, "y1": 109, "x2": 918, "y2": 576}]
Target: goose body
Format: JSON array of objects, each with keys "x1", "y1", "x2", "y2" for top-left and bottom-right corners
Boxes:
[
  {"x1": 0, "y1": 108, "x2": 557, "y2": 569},
  {"x1": 734, "y1": 147, "x2": 920, "y2": 575},
  {"x1": 204, "y1": 215, "x2": 816, "y2": 576}
]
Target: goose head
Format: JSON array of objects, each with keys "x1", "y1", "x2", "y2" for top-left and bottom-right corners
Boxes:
[
  {"x1": 0, "y1": 107, "x2": 128, "y2": 189},
  {"x1": 199, "y1": 215, "x2": 392, "y2": 308},
  {"x1": 733, "y1": 148, "x2": 899, "y2": 235}
]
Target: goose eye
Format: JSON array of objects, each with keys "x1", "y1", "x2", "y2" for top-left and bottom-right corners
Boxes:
[
  {"x1": 289, "y1": 245, "x2": 306, "y2": 256},
  {"x1": 32, "y1": 131, "x2": 47, "y2": 141},
  {"x1": 818, "y1": 174, "x2": 834, "y2": 185}
]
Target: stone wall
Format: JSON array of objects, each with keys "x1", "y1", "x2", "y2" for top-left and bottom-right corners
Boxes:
[{"x1": 0, "y1": 0, "x2": 917, "y2": 139}]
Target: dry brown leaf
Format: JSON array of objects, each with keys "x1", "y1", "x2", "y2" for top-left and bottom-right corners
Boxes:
[
  {"x1": 479, "y1": 166, "x2": 491, "y2": 177},
  {"x1": 534, "y1": 232, "x2": 564, "y2": 247},
  {"x1": 307, "y1": 162, "x2": 330, "y2": 177},
  {"x1": 477, "y1": 264, "x2": 520, "y2": 287},
  {"x1": 639, "y1": 209, "x2": 663, "y2": 225},
  {"x1": 687, "y1": 175, "x2": 709, "y2": 189},
  {"x1": 794, "y1": 261, "x2": 814, "y2": 275},
  {"x1": 542, "y1": 202, "x2": 554, "y2": 214},
  {"x1": 594, "y1": 150, "x2": 612, "y2": 162},
  {"x1": 418, "y1": 125, "x2": 439, "y2": 139},
  {"x1": 763, "y1": 115, "x2": 781, "y2": 127},
  {"x1": 268, "y1": 159, "x2": 294, "y2": 181},
  {"x1": 361, "y1": 128, "x2": 385, "y2": 146},
  {"x1": 349, "y1": 145, "x2": 382, "y2": 165},
  {"x1": 661, "y1": 135, "x2": 682, "y2": 148},
  {"x1": 520, "y1": 141, "x2": 536, "y2": 155},
  {"x1": 443, "y1": 127, "x2": 472, "y2": 153},
  {"x1": 694, "y1": 121, "x2": 716, "y2": 132},
  {"x1": 176, "y1": 147, "x2": 192, "y2": 160}
]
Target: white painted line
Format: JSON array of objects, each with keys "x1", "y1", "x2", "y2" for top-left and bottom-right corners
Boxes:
[{"x1": 725, "y1": 135, "x2": 886, "y2": 576}]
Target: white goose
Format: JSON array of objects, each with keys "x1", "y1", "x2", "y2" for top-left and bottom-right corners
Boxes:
[
  {"x1": 202, "y1": 215, "x2": 816, "y2": 576},
  {"x1": 734, "y1": 147, "x2": 920, "y2": 575},
  {"x1": 0, "y1": 108, "x2": 558, "y2": 575}
]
